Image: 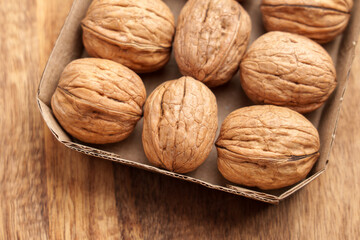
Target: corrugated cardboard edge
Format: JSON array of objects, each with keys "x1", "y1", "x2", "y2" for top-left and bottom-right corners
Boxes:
[
  {"x1": 62, "y1": 141, "x2": 283, "y2": 204},
  {"x1": 324, "y1": 36, "x2": 360, "y2": 164},
  {"x1": 37, "y1": 0, "x2": 360, "y2": 204}
]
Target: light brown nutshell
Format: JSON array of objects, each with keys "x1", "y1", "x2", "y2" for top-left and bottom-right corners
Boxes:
[
  {"x1": 261, "y1": 0, "x2": 353, "y2": 43},
  {"x1": 240, "y1": 31, "x2": 336, "y2": 113},
  {"x1": 81, "y1": 0, "x2": 175, "y2": 73},
  {"x1": 174, "y1": 0, "x2": 251, "y2": 87},
  {"x1": 216, "y1": 105, "x2": 320, "y2": 190},
  {"x1": 51, "y1": 58, "x2": 146, "y2": 144},
  {"x1": 142, "y1": 76, "x2": 218, "y2": 173}
]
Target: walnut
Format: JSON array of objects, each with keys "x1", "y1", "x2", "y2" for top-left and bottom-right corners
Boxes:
[
  {"x1": 142, "y1": 76, "x2": 218, "y2": 173},
  {"x1": 174, "y1": 0, "x2": 251, "y2": 87},
  {"x1": 51, "y1": 58, "x2": 146, "y2": 144},
  {"x1": 261, "y1": 0, "x2": 353, "y2": 43},
  {"x1": 216, "y1": 105, "x2": 320, "y2": 190},
  {"x1": 240, "y1": 31, "x2": 336, "y2": 113},
  {"x1": 81, "y1": 0, "x2": 175, "y2": 73}
]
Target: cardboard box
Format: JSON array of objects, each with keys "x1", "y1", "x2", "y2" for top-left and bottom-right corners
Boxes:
[{"x1": 37, "y1": 0, "x2": 360, "y2": 204}]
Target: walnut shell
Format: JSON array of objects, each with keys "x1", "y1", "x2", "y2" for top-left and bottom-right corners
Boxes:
[
  {"x1": 142, "y1": 76, "x2": 218, "y2": 173},
  {"x1": 174, "y1": 0, "x2": 251, "y2": 87},
  {"x1": 261, "y1": 0, "x2": 353, "y2": 43},
  {"x1": 51, "y1": 58, "x2": 146, "y2": 144},
  {"x1": 216, "y1": 105, "x2": 320, "y2": 190},
  {"x1": 81, "y1": 0, "x2": 175, "y2": 73},
  {"x1": 240, "y1": 31, "x2": 336, "y2": 113}
]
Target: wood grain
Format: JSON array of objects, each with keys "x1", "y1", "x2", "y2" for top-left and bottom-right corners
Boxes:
[
  {"x1": 0, "y1": 0, "x2": 359, "y2": 239},
  {"x1": 0, "y1": 0, "x2": 49, "y2": 239}
]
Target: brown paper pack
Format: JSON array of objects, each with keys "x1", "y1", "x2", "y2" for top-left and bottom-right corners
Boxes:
[{"x1": 37, "y1": 0, "x2": 360, "y2": 204}]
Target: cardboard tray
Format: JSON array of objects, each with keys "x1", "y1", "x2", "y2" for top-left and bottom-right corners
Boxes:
[{"x1": 37, "y1": 0, "x2": 360, "y2": 204}]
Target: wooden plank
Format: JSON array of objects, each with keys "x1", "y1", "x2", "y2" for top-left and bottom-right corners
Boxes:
[{"x1": 0, "y1": 0, "x2": 49, "y2": 239}]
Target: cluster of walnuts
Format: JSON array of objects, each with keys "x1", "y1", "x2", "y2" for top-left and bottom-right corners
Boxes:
[{"x1": 51, "y1": 0, "x2": 353, "y2": 190}]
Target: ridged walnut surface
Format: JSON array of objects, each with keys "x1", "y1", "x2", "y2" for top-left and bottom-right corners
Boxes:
[
  {"x1": 81, "y1": 0, "x2": 175, "y2": 73},
  {"x1": 51, "y1": 58, "x2": 146, "y2": 144},
  {"x1": 216, "y1": 105, "x2": 320, "y2": 190},
  {"x1": 261, "y1": 0, "x2": 353, "y2": 43},
  {"x1": 174, "y1": 0, "x2": 251, "y2": 87},
  {"x1": 240, "y1": 31, "x2": 336, "y2": 113},
  {"x1": 142, "y1": 76, "x2": 218, "y2": 173}
]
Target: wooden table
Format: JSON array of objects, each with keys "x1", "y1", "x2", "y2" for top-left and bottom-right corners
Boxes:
[{"x1": 1, "y1": 1, "x2": 359, "y2": 239}]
